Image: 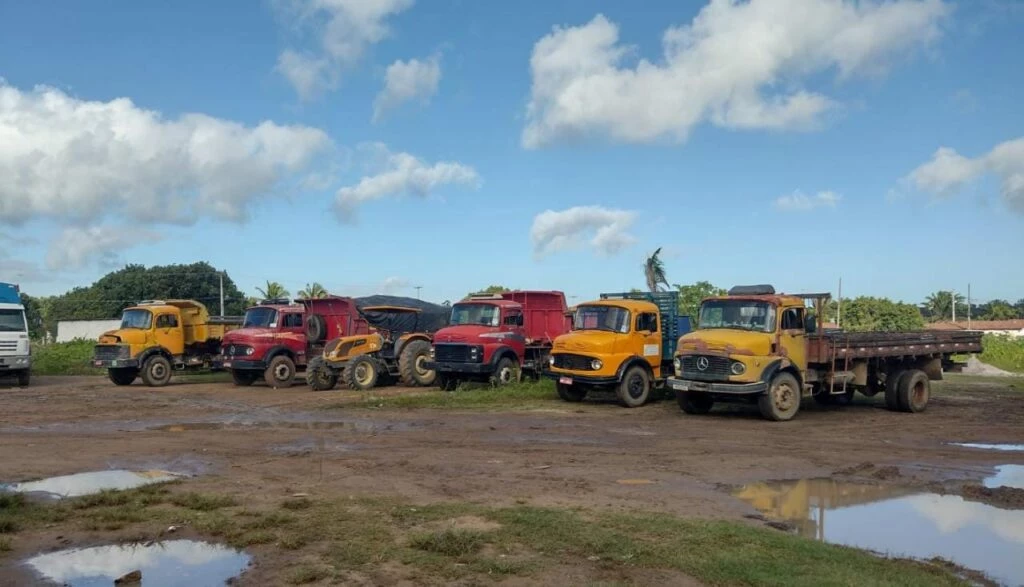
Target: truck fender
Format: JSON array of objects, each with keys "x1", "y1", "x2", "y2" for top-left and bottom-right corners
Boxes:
[
  {"x1": 761, "y1": 359, "x2": 802, "y2": 388},
  {"x1": 264, "y1": 345, "x2": 295, "y2": 362},
  {"x1": 615, "y1": 356, "x2": 653, "y2": 381},
  {"x1": 394, "y1": 334, "x2": 431, "y2": 359},
  {"x1": 139, "y1": 346, "x2": 172, "y2": 365},
  {"x1": 489, "y1": 346, "x2": 519, "y2": 367}
]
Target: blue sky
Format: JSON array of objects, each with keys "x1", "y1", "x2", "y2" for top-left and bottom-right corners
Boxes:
[{"x1": 0, "y1": 0, "x2": 1022, "y2": 308}]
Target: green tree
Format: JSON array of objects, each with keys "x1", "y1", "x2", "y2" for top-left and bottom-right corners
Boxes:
[
  {"x1": 982, "y1": 300, "x2": 1018, "y2": 321},
  {"x1": 839, "y1": 297, "x2": 924, "y2": 332},
  {"x1": 923, "y1": 290, "x2": 967, "y2": 322},
  {"x1": 674, "y1": 281, "x2": 726, "y2": 319},
  {"x1": 298, "y1": 282, "x2": 328, "y2": 299},
  {"x1": 19, "y1": 293, "x2": 44, "y2": 340},
  {"x1": 465, "y1": 285, "x2": 510, "y2": 299},
  {"x1": 256, "y1": 281, "x2": 290, "y2": 300},
  {"x1": 1016, "y1": 299, "x2": 1024, "y2": 318},
  {"x1": 643, "y1": 248, "x2": 669, "y2": 292}
]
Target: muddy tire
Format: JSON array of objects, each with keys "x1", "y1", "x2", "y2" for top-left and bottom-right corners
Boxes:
[
  {"x1": 677, "y1": 391, "x2": 713, "y2": 414},
  {"x1": 108, "y1": 368, "x2": 137, "y2": 386},
  {"x1": 437, "y1": 374, "x2": 459, "y2": 391},
  {"x1": 264, "y1": 355, "x2": 296, "y2": 389},
  {"x1": 17, "y1": 370, "x2": 30, "y2": 387},
  {"x1": 305, "y1": 357, "x2": 338, "y2": 391},
  {"x1": 556, "y1": 382, "x2": 586, "y2": 402},
  {"x1": 885, "y1": 369, "x2": 906, "y2": 412},
  {"x1": 616, "y1": 365, "x2": 650, "y2": 408},
  {"x1": 489, "y1": 357, "x2": 520, "y2": 387},
  {"x1": 897, "y1": 369, "x2": 929, "y2": 413},
  {"x1": 399, "y1": 340, "x2": 435, "y2": 386},
  {"x1": 141, "y1": 355, "x2": 172, "y2": 387},
  {"x1": 305, "y1": 314, "x2": 327, "y2": 343},
  {"x1": 758, "y1": 372, "x2": 800, "y2": 421},
  {"x1": 343, "y1": 354, "x2": 379, "y2": 391},
  {"x1": 231, "y1": 370, "x2": 259, "y2": 387}
]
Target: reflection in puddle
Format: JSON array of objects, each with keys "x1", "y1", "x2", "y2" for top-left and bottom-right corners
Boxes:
[
  {"x1": 26, "y1": 539, "x2": 250, "y2": 586},
  {"x1": 1, "y1": 470, "x2": 184, "y2": 499},
  {"x1": 735, "y1": 478, "x2": 1024, "y2": 586},
  {"x1": 952, "y1": 442, "x2": 1024, "y2": 452},
  {"x1": 985, "y1": 465, "x2": 1024, "y2": 490}
]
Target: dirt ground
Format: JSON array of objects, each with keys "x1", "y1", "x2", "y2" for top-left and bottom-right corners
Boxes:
[{"x1": 1, "y1": 374, "x2": 1022, "y2": 585}]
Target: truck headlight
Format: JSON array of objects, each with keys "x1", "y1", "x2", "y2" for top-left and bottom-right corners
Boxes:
[
  {"x1": 548, "y1": 355, "x2": 555, "y2": 366},
  {"x1": 429, "y1": 346, "x2": 435, "y2": 359},
  {"x1": 246, "y1": 347, "x2": 255, "y2": 356},
  {"x1": 469, "y1": 346, "x2": 480, "y2": 361},
  {"x1": 590, "y1": 359, "x2": 603, "y2": 370},
  {"x1": 730, "y1": 361, "x2": 746, "y2": 375},
  {"x1": 673, "y1": 357, "x2": 681, "y2": 371}
]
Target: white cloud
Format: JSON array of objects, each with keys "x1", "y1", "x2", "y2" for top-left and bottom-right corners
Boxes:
[
  {"x1": 45, "y1": 226, "x2": 163, "y2": 271},
  {"x1": 373, "y1": 55, "x2": 441, "y2": 121},
  {"x1": 530, "y1": 206, "x2": 637, "y2": 258},
  {"x1": 334, "y1": 143, "x2": 479, "y2": 221},
  {"x1": 0, "y1": 81, "x2": 333, "y2": 228},
  {"x1": 380, "y1": 276, "x2": 411, "y2": 293},
  {"x1": 523, "y1": 0, "x2": 948, "y2": 148},
  {"x1": 774, "y1": 190, "x2": 842, "y2": 210},
  {"x1": 276, "y1": 0, "x2": 415, "y2": 98},
  {"x1": 907, "y1": 137, "x2": 1024, "y2": 213}
]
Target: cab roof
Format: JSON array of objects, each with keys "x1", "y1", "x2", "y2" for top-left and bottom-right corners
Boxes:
[{"x1": 577, "y1": 299, "x2": 656, "y2": 312}]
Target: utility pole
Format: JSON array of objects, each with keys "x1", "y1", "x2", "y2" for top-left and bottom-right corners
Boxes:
[
  {"x1": 951, "y1": 289, "x2": 956, "y2": 323},
  {"x1": 967, "y1": 283, "x2": 971, "y2": 329},
  {"x1": 414, "y1": 286, "x2": 422, "y2": 299},
  {"x1": 837, "y1": 278, "x2": 842, "y2": 328},
  {"x1": 219, "y1": 272, "x2": 225, "y2": 317}
]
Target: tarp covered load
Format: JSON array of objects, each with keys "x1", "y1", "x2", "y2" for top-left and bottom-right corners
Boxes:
[
  {"x1": 0, "y1": 283, "x2": 21, "y2": 305},
  {"x1": 354, "y1": 295, "x2": 450, "y2": 335}
]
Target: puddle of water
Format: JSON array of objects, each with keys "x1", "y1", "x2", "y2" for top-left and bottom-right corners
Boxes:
[
  {"x1": 735, "y1": 478, "x2": 1024, "y2": 586},
  {"x1": 1, "y1": 470, "x2": 184, "y2": 499},
  {"x1": 25, "y1": 539, "x2": 250, "y2": 587},
  {"x1": 985, "y1": 465, "x2": 1024, "y2": 490},
  {"x1": 951, "y1": 442, "x2": 1024, "y2": 452}
]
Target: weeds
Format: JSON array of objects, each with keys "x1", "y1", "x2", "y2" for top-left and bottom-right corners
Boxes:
[
  {"x1": 169, "y1": 492, "x2": 237, "y2": 511},
  {"x1": 409, "y1": 529, "x2": 487, "y2": 557},
  {"x1": 979, "y1": 334, "x2": 1024, "y2": 374},
  {"x1": 30, "y1": 340, "x2": 104, "y2": 376}
]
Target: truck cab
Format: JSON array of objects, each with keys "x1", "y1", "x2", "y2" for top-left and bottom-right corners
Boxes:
[
  {"x1": 547, "y1": 291, "x2": 685, "y2": 407},
  {"x1": 0, "y1": 282, "x2": 31, "y2": 387}
]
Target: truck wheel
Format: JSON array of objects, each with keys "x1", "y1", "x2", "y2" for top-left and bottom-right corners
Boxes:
[
  {"x1": 343, "y1": 355, "x2": 379, "y2": 391},
  {"x1": 616, "y1": 366, "x2": 650, "y2": 408},
  {"x1": 141, "y1": 356, "x2": 172, "y2": 387},
  {"x1": 489, "y1": 357, "x2": 520, "y2": 387},
  {"x1": 231, "y1": 370, "x2": 259, "y2": 387},
  {"x1": 265, "y1": 355, "x2": 296, "y2": 389},
  {"x1": 17, "y1": 370, "x2": 30, "y2": 387},
  {"x1": 305, "y1": 314, "x2": 327, "y2": 343},
  {"x1": 305, "y1": 357, "x2": 338, "y2": 391},
  {"x1": 677, "y1": 391, "x2": 713, "y2": 414},
  {"x1": 556, "y1": 382, "x2": 586, "y2": 402},
  {"x1": 885, "y1": 369, "x2": 906, "y2": 412},
  {"x1": 898, "y1": 369, "x2": 930, "y2": 413},
  {"x1": 108, "y1": 368, "x2": 137, "y2": 386},
  {"x1": 399, "y1": 340, "x2": 435, "y2": 386},
  {"x1": 758, "y1": 372, "x2": 800, "y2": 421},
  {"x1": 437, "y1": 374, "x2": 459, "y2": 391}
]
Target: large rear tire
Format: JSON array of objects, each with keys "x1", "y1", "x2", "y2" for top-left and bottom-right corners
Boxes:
[
  {"x1": 556, "y1": 382, "x2": 587, "y2": 402},
  {"x1": 758, "y1": 372, "x2": 800, "y2": 421},
  {"x1": 489, "y1": 357, "x2": 520, "y2": 387},
  {"x1": 141, "y1": 355, "x2": 172, "y2": 387},
  {"x1": 885, "y1": 369, "x2": 906, "y2": 412},
  {"x1": 231, "y1": 370, "x2": 259, "y2": 387},
  {"x1": 17, "y1": 370, "x2": 30, "y2": 387},
  {"x1": 108, "y1": 368, "x2": 137, "y2": 386},
  {"x1": 616, "y1": 366, "x2": 650, "y2": 408},
  {"x1": 898, "y1": 369, "x2": 930, "y2": 413},
  {"x1": 677, "y1": 391, "x2": 714, "y2": 414},
  {"x1": 305, "y1": 356, "x2": 338, "y2": 391},
  {"x1": 264, "y1": 355, "x2": 296, "y2": 389},
  {"x1": 343, "y1": 354, "x2": 379, "y2": 391},
  {"x1": 399, "y1": 340, "x2": 435, "y2": 386}
]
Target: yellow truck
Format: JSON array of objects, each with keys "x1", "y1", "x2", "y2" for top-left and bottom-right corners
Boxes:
[{"x1": 92, "y1": 300, "x2": 242, "y2": 387}]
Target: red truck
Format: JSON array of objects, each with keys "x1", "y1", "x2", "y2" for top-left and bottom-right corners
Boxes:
[
  {"x1": 219, "y1": 297, "x2": 368, "y2": 388},
  {"x1": 425, "y1": 291, "x2": 571, "y2": 390}
]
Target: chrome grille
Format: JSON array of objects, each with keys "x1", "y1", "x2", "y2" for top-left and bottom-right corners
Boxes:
[
  {"x1": 434, "y1": 344, "x2": 471, "y2": 362},
  {"x1": 93, "y1": 344, "x2": 129, "y2": 361},
  {"x1": 551, "y1": 353, "x2": 595, "y2": 371},
  {"x1": 680, "y1": 355, "x2": 731, "y2": 380}
]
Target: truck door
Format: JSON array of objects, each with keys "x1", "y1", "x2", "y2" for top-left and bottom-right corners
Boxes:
[
  {"x1": 778, "y1": 307, "x2": 808, "y2": 372},
  {"x1": 635, "y1": 312, "x2": 662, "y2": 376},
  {"x1": 154, "y1": 312, "x2": 184, "y2": 357},
  {"x1": 501, "y1": 310, "x2": 526, "y2": 362}
]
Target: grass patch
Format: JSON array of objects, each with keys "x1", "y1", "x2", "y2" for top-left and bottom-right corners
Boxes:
[
  {"x1": 978, "y1": 334, "x2": 1024, "y2": 374},
  {"x1": 409, "y1": 528, "x2": 487, "y2": 557},
  {"x1": 0, "y1": 537, "x2": 10, "y2": 552},
  {"x1": 30, "y1": 340, "x2": 103, "y2": 376},
  {"x1": 169, "y1": 492, "x2": 237, "y2": 511},
  {"x1": 281, "y1": 497, "x2": 313, "y2": 510},
  {"x1": 331, "y1": 380, "x2": 560, "y2": 410},
  {"x1": 287, "y1": 564, "x2": 333, "y2": 584}
]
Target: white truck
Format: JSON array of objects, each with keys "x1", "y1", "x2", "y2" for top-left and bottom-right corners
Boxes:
[{"x1": 0, "y1": 282, "x2": 31, "y2": 386}]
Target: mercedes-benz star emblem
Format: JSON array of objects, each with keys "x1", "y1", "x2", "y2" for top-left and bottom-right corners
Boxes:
[{"x1": 696, "y1": 357, "x2": 709, "y2": 371}]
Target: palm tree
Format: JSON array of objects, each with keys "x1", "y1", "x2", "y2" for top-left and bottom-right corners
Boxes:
[
  {"x1": 256, "y1": 281, "x2": 290, "y2": 300},
  {"x1": 643, "y1": 248, "x2": 669, "y2": 292},
  {"x1": 923, "y1": 290, "x2": 965, "y2": 321},
  {"x1": 298, "y1": 282, "x2": 328, "y2": 299}
]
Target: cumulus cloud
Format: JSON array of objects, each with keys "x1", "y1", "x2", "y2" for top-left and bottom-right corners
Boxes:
[
  {"x1": 45, "y1": 226, "x2": 163, "y2": 271},
  {"x1": 774, "y1": 190, "x2": 842, "y2": 210},
  {"x1": 530, "y1": 206, "x2": 637, "y2": 258},
  {"x1": 0, "y1": 81, "x2": 333, "y2": 228},
  {"x1": 276, "y1": 0, "x2": 415, "y2": 98},
  {"x1": 334, "y1": 143, "x2": 480, "y2": 221},
  {"x1": 523, "y1": 0, "x2": 948, "y2": 148},
  {"x1": 907, "y1": 137, "x2": 1024, "y2": 213},
  {"x1": 373, "y1": 55, "x2": 441, "y2": 121},
  {"x1": 380, "y1": 276, "x2": 411, "y2": 293}
]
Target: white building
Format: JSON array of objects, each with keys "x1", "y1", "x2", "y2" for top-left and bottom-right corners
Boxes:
[
  {"x1": 927, "y1": 319, "x2": 1024, "y2": 338},
  {"x1": 56, "y1": 320, "x2": 122, "y2": 342}
]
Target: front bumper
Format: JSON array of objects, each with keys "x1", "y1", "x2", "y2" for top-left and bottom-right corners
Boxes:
[
  {"x1": 92, "y1": 358, "x2": 140, "y2": 369},
  {"x1": 666, "y1": 377, "x2": 766, "y2": 395},
  {"x1": 217, "y1": 358, "x2": 266, "y2": 370},
  {"x1": 0, "y1": 356, "x2": 30, "y2": 370},
  {"x1": 542, "y1": 371, "x2": 618, "y2": 386},
  {"x1": 424, "y1": 360, "x2": 494, "y2": 374}
]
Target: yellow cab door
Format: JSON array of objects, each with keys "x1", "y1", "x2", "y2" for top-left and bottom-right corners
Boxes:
[
  {"x1": 635, "y1": 311, "x2": 663, "y2": 376},
  {"x1": 154, "y1": 311, "x2": 184, "y2": 357},
  {"x1": 777, "y1": 306, "x2": 808, "y2": 375}
]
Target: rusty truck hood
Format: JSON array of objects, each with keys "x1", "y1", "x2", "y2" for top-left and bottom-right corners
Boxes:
[
  {"x1": 552, "y1": 330, "x2": 619, "y2": 354},
  {"x1": 98, "y1": 329, "x2": 147, "y2": 345},
  {"x1": 678, "y1": 329, "x2": 772, "y2": 356}
]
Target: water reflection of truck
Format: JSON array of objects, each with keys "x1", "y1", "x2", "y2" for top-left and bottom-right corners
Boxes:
[
  {"x1": 667, "y1": 285, "x2": 985, "y2": 421},
  {"x1": 0, "y1": 282, "x2": 31, "y2": 387},
  {"x1": 426, "y1": 291, "x2": 571, "y2": 390},
  {"x1": 92, "y1": 300, "x2": 242, "y2": 387},
  {"x1": 546, "y1": 292, "x2": 692, "y2": 407}
]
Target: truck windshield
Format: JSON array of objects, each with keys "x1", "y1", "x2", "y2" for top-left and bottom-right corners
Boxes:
[
  {"x1": 243, "y1": 307, "x2": 278, "y2": 328},
  {"x1": 0, "y1": 309, "x2": 26, "y2": 332},
  {"x1": 450, "y1": 303, "x2": 499, "y2": 327},
  {"x1": 121, "y1": 309, "x2": 152, "y2": 329},
  {"x1": 699, "y1": 300, "x2": 775, "y2": 333},
  {"x1": 573, "y1": 305, "x2": 630, "y2": 333}
]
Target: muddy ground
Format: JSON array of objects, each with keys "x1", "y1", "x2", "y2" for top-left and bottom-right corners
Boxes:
[{"x1": 1, "y1": 374, "x2": 1022, "y2": 585}]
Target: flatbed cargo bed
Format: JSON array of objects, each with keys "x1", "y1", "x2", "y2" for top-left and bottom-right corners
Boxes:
[{"x1": 808, "y1": 329, "x2": 983, "y2": 364}]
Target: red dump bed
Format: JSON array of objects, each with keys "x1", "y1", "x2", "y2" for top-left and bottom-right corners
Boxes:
[{"x1": 501, "y1": 290, "x2": 571, "y2": 346}]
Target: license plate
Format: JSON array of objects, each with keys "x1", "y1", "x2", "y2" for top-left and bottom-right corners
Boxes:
[
  {"x1": 669, "y1": 379, "x2": 689, "y2": 391},
  {"x1": 559, "y1": 376, "x2": 573, "y2": 385},
  {"x1": 222, "y1": 361, "x2": 231, "y2": 368},
  {"x1": 93, "y1": 360, "x2": 102, "y2": 367}
]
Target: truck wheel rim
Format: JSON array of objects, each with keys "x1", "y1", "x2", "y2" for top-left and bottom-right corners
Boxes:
[
  {"x1": 274, "y1": 363, "x2": 291, "y2": 380},
  {"x1": 356, "y1": 364, "x2": 373, "y2": 385},
  {"x1": 415, "y1": 355, "x2": 429, "y2": 376},
  {"x1": 498, "y1": 367, "x2": 514, "y2": 384},
  {"x1": 627, "y1": 374, "x2": 645, "y2": 399},
  {"x1": 912, "y1": 380, "x2": 927, "y2": 406},
  {"x1": 772, "y1": 381, "x2": 795, "y2": 412},
  {"x1": 152, "y1": 363, "x2": 167, "y2": 379}
]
